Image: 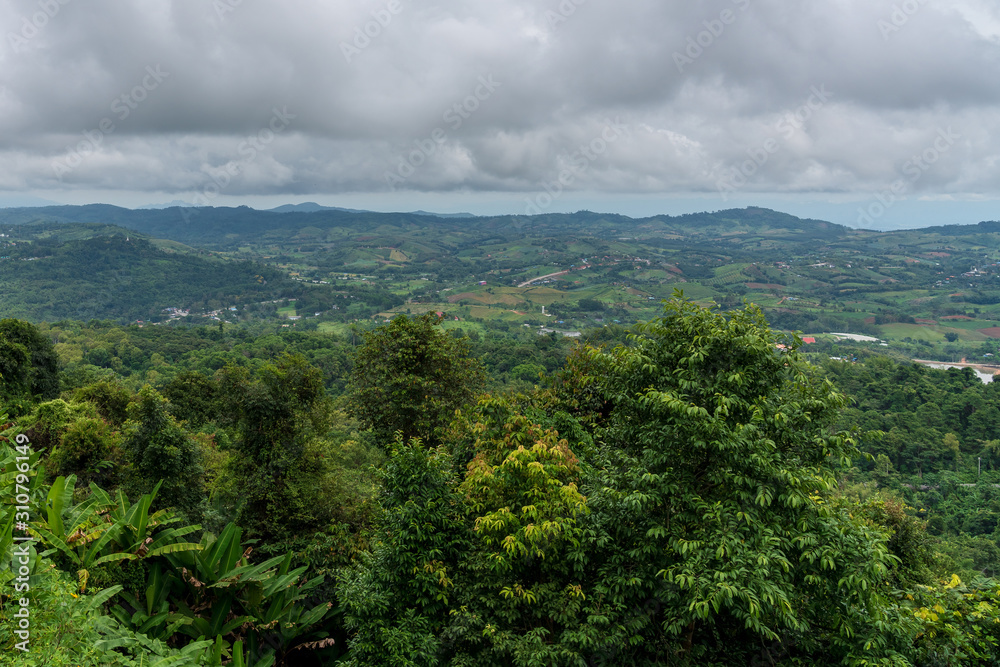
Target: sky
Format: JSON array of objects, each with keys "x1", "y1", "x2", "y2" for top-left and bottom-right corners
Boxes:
[{"x1": 1, "y1": 0, "x2": 998, "y2": 229}]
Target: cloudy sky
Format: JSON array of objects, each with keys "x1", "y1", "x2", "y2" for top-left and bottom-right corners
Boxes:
[{"x1": 1, "y1": 0, "x2": 998, "y2": 228}]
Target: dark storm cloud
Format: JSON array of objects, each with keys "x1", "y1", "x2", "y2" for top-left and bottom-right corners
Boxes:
[{"x1": 0, "y1": 0, "x2": 998, "y2": 202}]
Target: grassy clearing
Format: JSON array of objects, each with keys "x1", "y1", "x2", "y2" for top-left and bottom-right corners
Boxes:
[
  {"x1": 879, "y1": 323, "x2": 988, "y2": 342},
  {"x1": 518, "y1": 287, "x2": 570, "y2": 306},
  {"x1": 316, "y1": 322, "x2": 353, "y2": 336},
  {"x1": 446, "y1": 289, "x2": 524, "y2": 306},
  {"x1": 150, "y1": 239, "x2": 203, "y2": 255},
  {"x1": 671, "y1": 284, "x2": 717, "y2": 301},
  {"x1": 937, "y1": 319, "x2": 1000, "y2": 331}
]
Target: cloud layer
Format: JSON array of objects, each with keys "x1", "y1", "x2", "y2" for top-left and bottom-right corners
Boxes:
[{"x1": 1, "y1": 0, "x2": 998, "y2": 208}]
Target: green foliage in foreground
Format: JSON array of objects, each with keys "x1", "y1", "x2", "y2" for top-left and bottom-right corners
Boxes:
[
  {"x1": 0, "y1": 414, "x2": 335, "y2": 665},
  {"x1": 338, "y1": 297, "x2": 919, "y2": 665},
  {"x1": 10, "y1": 298, "x2": 1000, "y2": 664}
]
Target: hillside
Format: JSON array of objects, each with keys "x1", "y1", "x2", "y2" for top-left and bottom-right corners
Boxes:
[
  {"x1": 4, "y1": 205, "x2": 1000, "y2": 364},
  {"x1": 0, "y1": 226, "x2": 295, "y2": 322}
]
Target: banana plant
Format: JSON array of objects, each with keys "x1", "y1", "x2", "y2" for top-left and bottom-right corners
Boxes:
[
  {"x1": 164, "y1": 523, "x2": 294, "y2": 642},
  {"x1": 30, "y1": 475, "x2": 202, "y2": 592},
  {"x1": 159, "y1": 523, "x2": 332, "y2": 660},
  {"x1": 0, "y1": 420, "x2": 46, "y2": 573},
  {"x1": 30, "y1": 474, "x2": 126, "y2": 590},
  {"x1": 204, "y1": 637, "x2": 274, "y2": 667},
  {"x1": 109, "y1": 563, "x2": 190, "y2": 640},
  {"x1": 91, "y1": 481, "x2": 203, "y2": 560},
  {"x1": 251, "y1": 550, "x2": 333, "y2": 649}
]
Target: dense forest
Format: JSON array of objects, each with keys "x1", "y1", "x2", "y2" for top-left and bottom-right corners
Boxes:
[{"x1": 4, "y1": 295, "x2": 1000, "y2": 665}]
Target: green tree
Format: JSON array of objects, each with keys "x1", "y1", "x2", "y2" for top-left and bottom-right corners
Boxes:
[
  {"x1": 338, "y1": 297, "x2": 910, "y2": 665},
  {"x1": 576, "y1": 295, "x2": 904, "y2": 663},
  {"x1": 161, "y1": 370, "x2": 218, "y2": 426},
  {"x1": 216, "y1": 353, "x2": 334, "y2": 542},
  {"x1": 121, "y1": 386, "x2": 205, "y2": 520},
  {"x1": 338, "y1": 436, "x2": 469, "y2": 666},
  {"x1": 0, "y1": 318, "x2": 59, "y2": 402},
  {"x1": 71, "y1": 379, "x2": 132, "y2": 426},
  {"x1": 346, "y1": 314, "x2": 485, "y2": 444},
  {"x1": 48, "y1": 417, "x2": 118, "y2": 486}
]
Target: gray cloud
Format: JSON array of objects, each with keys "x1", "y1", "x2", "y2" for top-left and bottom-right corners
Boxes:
[{"x1": 0, "y1": 0, "x2": 998, "y2": 208}]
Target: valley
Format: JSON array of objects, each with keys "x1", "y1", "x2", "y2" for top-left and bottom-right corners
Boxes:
[{"x1": 3, "y1": 205, "x2": 1000, "y2": 364}]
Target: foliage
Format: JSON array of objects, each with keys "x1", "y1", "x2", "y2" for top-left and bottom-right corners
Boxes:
[
  {"x1": 161, "y1": 370, "x2": 218, "y2": 427},
  {"x1": 346, "y1": 313, "x2": 486, "y2": 444},
  {"x1": 569, "y1": 295, "x2": 903, "y2": 663},
  {"x1": 47, "y1": 416, "x2": 118, "y2": 486},
  {"x1": 216, "y1": 353, "x2": 335, "y2": 542},
  {"x1": 11, "y1": 466, "x2": 332, "y2": 665},
  {"x1": 337, "y1": 436, "x2": 469, "y2": 665},
  {"x1": 849, "y1": 494, "x2": 940, "y2": 590},
  {"x1": 0, "y1": 561, "x2": 216, "y2": 666},
  {"x1": 121, "y1": 386, "x2": 205, "y2": 520},
  {"x1": 18, "y1": 398, "x2": 99, "y2": 456},
  {"x1": 903, "y1": 574, "x2": 1000, "y2": 664},
  {"x1": 338, "y1": 298, "x2": 919, "y2": 665},
  {"x1": 0, "y1": 318, "x2": 60, "y2": 403},
  {"x1": 111, "y1": 522, "x2": 335, "y2": 664},
  {"x1": 71, "y1": 378, "x2": 132, "y2": 426},
  {"x1": 29, "y1": 475, "x2": 203, "y2": 593}
]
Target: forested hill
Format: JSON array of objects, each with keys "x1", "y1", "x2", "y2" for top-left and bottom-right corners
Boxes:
[
  {"x1": 9, "y1": 204, "x2": 1000, "y2": 363},
  {"x1": 0, "y1": 228, "x2": 294, "y2": 322},
  {"x1": 0, "y1": 204, "x2": 851, "y2": 250}
]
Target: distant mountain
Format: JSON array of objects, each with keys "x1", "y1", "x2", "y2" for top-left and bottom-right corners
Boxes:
[
  {"x1": 138, "y1": 200, "x2": 195, "y2": 209},
  {"x1": 0, "y1": 205, "x2": 862, "y2": 255},
  {"x1": 268, "y1": 202, "x2": 368, "y2": 214},
  {"x1": 6, "y1": 204, "x2": 1000, "y2": 338},
  {"x1": 268, "y1": 202, "x2": 477, "y2": 218},
  {"x1": 0, "y1": 224, "x2": 295, "y2": 322},
  {"x1": 410, "y1": 210, "x2": 476, "y2": 218}
]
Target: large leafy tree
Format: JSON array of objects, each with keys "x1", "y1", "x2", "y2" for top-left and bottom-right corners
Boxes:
[
  {"x1": 339, "y1": 297, "x2": 911, "y2": 665},
  {"x1": 161, "y1": 370, "x2": 219, "y2": 427},
  {"x1": 346, "y1": 313, "x2": 485, "y2": 444},
  {"x1": 216, "y1": 352, "x2": 334, "y2": 542},
  {"x1": 0, "y1": 318, "x2": 59, "y2": 402},
  {"x1": 121, "y1": 385, "x2": 205, "y2": 520},
  {"x1": 338, "y1": 436, "x2": 470, "y2": 666},
  {"x1": 575, "y1": 295, "x2": 904, "y2": 663}
]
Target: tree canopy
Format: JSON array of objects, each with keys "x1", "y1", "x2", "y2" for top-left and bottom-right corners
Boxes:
[
  {"x1": 8, "y1": 299, "x2": 1000, "y2": 665},
  {"x1": 346, "y1": 313, "x2": 486, "y2": 444},
  {"x1": 338, "y1": 296, "x2": 911, "y2": 665},
  {"x1": 0, "y1": 318, "x2": 59, "y2": 402}
]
